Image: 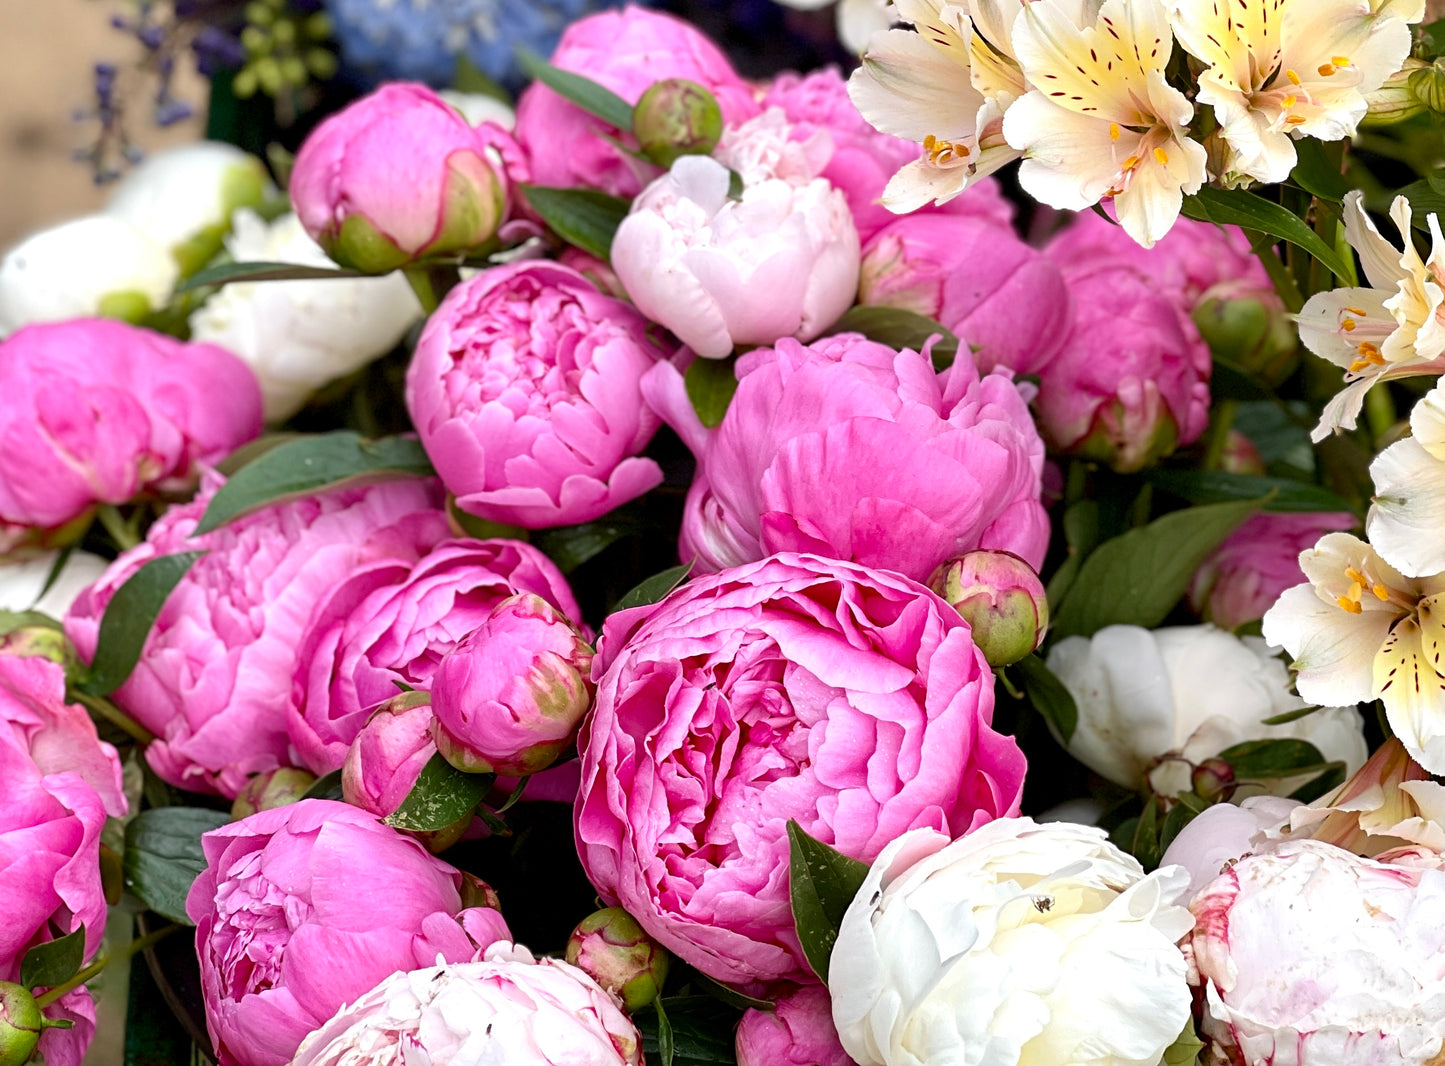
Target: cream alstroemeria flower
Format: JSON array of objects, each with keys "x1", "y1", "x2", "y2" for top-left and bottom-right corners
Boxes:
[
  {"x1": 1369, "y1": 379, "x2": 1445, "y2": 578},
  {"x1": 1370, "y1": 0, "x2": 1427, "y2": 20},
  {"x1": 1002, "y1": 0, "x2": 1207, "y2": 247},
  {"x1": 1169, "y1": 0, "x2": 1413, "y2": 185},
  {"x1": 1299, "y1": 191, "x2": 1445, "y2": 440},
  {"x1": 1262, "y1": 531, "x2": 1445, "y2": 774}
]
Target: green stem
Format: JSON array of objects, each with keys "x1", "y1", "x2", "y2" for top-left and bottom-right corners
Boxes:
[
  {"x1": 403, "y1": 264, "x2": 463, "y2": 315},
  {"x1": 1201, "y1": 399, "x2": 1239, "y2": 471},
  {"x1": 95, "y1": 505, "x2": 140, "y2": 551},
  {"x1": 1246, "y1": 231, "x2": 1305, "y2": 313},
  {"x1": 34, "y1": 925, "x2": 180, "y2": 1009},
  {"x1": 70, "y1": 689, "x2": 154, "y2": 746}
]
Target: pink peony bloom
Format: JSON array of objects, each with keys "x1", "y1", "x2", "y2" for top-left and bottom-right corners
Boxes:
[
  {"x1": 406, "y1": 261, "x2": 674, "y2": 528},
  {"x1": 290, "y1": 83, "x2": 506, "y2": 273},
  {"x1": 65, "y1": 475, "x2": 451, "y2": 798},
  {"x1": 289, "y1": 537, "x2": 582, "y2": 774},
  {"x1": 340, "y1": 695, "x2": 436, "y2": 819},
  {"x1": 736, "y1": 985, "x2": 854, "y2": 1066},
  {"x1": 575, "y1": 553, "x2": 1027, "y2": 988},
  {"x1": 858, "y1": 215, "x2": 1070, "y2": 377},
  {"x1": 186, "y1": 799, "x2": 512, "y2": 1066},
  {"x1": 0, "y1": 319, "x2": 260, "y2": 531},
  {"x1": 1190, "y1": 512, "x2": 1359, "y2": 630},
  {"x1": 642, "y1": 333, "x2": 1049, "y2": 583},
  {"x1": 513, "y1": 7, "x2": 759, "y2": 199}
]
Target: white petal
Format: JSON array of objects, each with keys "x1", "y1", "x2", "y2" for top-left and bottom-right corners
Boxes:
[
  {"x1": 1411, "y1": 379, "x2": 1445, "y2": 457},
  {"x1": 1262, "y1": 583, "x2": 1394, "y2": 707},
  {"x1": 1368, "y1": 435, "x2": 1445, "y2": 578},
  {"x1": 1295, "y1": 286, "x2": 1394, "y2": 368},
  {"x1": 849, "y1": 28, "x2": 983, "y2": 142},
  {"x1": 1344, "y1": 190, "x2": 1412, "y2": 292},
  {"x1": 1005, "y1": 92, "x2": 1122, "y2": 210},
  {"x1": 838, "y1": 0, "x2": 895, "y2": 52}
]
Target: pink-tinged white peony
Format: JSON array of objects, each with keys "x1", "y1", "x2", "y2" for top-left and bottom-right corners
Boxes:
[
  {"x1": 1190, "y1": 511, "x2": 1360, "y2": 630},
  {"x1": 512, "y1": 6, "x2": 759, "y2": 199},
  {"x1": 65, "y1": 475, "x2": 451, "y2": 798},
  {"x1": 611, "y1": 111, "x2": 861, "y2": 360},
  {"x1": 186, "y1": 800, "x2": 513, "y2": 1066},
  {"x1": 736, "y1": 985, "x2": 853, "y2": 1066},
  {"x1": 290, "y1": 83, "x2": 506, "y2": 273},
  {"x1": 429, "y1": 592, "x2": 594, "y2": 777},
  {"x1": 289, "y1": 944, "x2": 643, "y2": 1066},
  {"x1": 0, "y1": 319, "x2": 262, "y2": 531},
  {"x1": 340, "y1": 693, "x2": 436, "y2": 819},
  {"x1": 642, "y1": 333, "x2": 1048, "y2": 583},
  {"x1": 1046, "y1": 624, "x2": 1366, "y2": 796},
  {"x1": 289, "y1": 537, "x2": 582, "y2": 774},
  {"x1": 831, "y1": 818, "x2": 1195, "y2": 1066},
  {"x1": 575, "y1": 553, "x2": 1027, "y2": 988},
  {"x1": 1186, "y1": 839, "x2": 1445, "y2": 1065},
  {"x1": 1368, "y1": 378, "x2": 1445, "y2": 577},
  {"x1": 405, "y1": 261, "x2": 674, "y2": 528},
  {"x1": 0, "y1": 550, "x2": 109, "y2": 623}
]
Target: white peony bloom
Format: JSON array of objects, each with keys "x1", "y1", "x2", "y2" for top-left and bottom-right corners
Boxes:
[
  {"x1": 0, "y1": 550, "x2": 108, "y2": 620},
  {"x1": 1187, "y1": 839, "x2": 1445, "y2": 1065},
  {"x1": 439, "y1": 89, "x2": 517, "y2": 129},
  {"x1": 1045, "y1": 623, "x2": 1367, "y2": 796},
  {"x1": 290, "y1": 943, "x2": 643, "y2": 1066},
  {"x1": 0, "y1": 215, "x2": 178, "y2": 336},
  {"x1": 1368, "y1": 378, "x2": 1445, "y2": 577},
  {"x1": 188, "y1": 210, "x2": 422, "y2": 421},
  {"x1": 831, "y1": 818, "x2": 1195, "y2": 1066}
]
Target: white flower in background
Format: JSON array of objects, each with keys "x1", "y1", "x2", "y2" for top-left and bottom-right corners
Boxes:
[
  {"x1": 1003, "y1": 0, "x2": 1207, "y2": 247},
  {"x1": 1370, "y1": 0, "x2": 1428, "y2": 22},
  {"x1": 831, "y1": 818, "x2": 1195, "y2": 1066},
  {"x1": 770, "y1": 0, "x2": 894, "y2": 53},
  {"x1": 1298, "y1": 192, "x2": 1445, "y2": 440},
  {"x1": 105, "y1": 141, "x2": 272, "y2": 275},
  {"x1": 439, "y1": 89, "x2": 517, "y2": 128},
  {"x1": 0, "y1": 551, "x2": 108, "y2": 620},
  {"x1": 188, "y1": 210, "x2": 422, "y2": 422},
  {"x1": 1046, "y1": 623, "x2": 1367, "y2": 796},
  {"x1": 1169, "y1": 0, "x2": 1414, "y2": 186},
  {"x1": 847, "y1": 0, "x2": 1029, "y2": 212},
  {"x1": 1369, "y1": 379, "x2": 1445, "y2": 577},
  {"x1": 0, "y1": 215, "x2": 178, "y2": 336},
  {"x1": 1263, "y1": 531, "x2": 1445, "y2": 773}
]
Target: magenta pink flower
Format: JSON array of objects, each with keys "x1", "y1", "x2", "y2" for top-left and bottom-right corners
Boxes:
[
  {"x1": 186, "y1": 799, "x2": 513, "y2": 1066},
  {"x1": 642, "y1": 333, "x2": 1048, "y2": 583},
  {"x1": 736, "y1": 985, "x2": 853, "y2": 1066},
  {"x1": 575, "y1": 553, "x2": 1027, "y2": 988},
  {"x1": 406, "y1": 261, "x2": 675, "y2": 528},
  {"x1": 65, "y1": 475, "x2": 451, "y2": 798},
  {"x1": 0, "y1": 319, "x2": 260, "y2": 531},
  {"x1": 513, "y1": 7, "x2": 759, "y2": 199},
  {"x1": 1190, "y1": 512, "x2": 1359, "y2": 630},
  {"x1": 289, "y1": 537, "x2": 582, "y2": 774},
  {"x1": 290, "y1": 83, "x2": 506, "y2": 273},
  {"x1": 341, "y1": 695, "x2": 436, "y2": 819}
]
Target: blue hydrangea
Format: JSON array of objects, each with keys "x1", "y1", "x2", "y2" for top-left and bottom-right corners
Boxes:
[{"x1": 324, "y1": 0, "x2": 642, "y2": 92}]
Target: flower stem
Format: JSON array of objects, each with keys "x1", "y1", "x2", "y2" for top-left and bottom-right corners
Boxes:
[
  {"x1": 403, "y1": 264, "x2": 463, "y2": 315},
  {"x1": 34, "y1": 924, "x2": 180, "y2": 1009},
  {"x1": 96, "y1": 504, "x2": 140, "y2": 551},
  {"x1": 70, "y1": 689, "x2": 155, "y2": 746},
  {"x1": 1246, "y1": 230, "x2": 1304, "y2": 313}
]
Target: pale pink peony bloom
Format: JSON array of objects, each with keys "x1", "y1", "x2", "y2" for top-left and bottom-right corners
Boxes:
[
  {"x1": 642, "y1": 333, "x2": 1048, "y2": 583},
  {"x1": 65, "y1": 475, "x2": 451, "y2": 798},
  {"x1": 186, "y1": 800, "x2": 512, "y2": 1066},
  {"x1": 340, "y1": 695, "x2": 436, "y2": 819},
  {"x1": 290, "y1": 83, "x2": 505, "y2": 273},
  {"x1": 405, "y1": 261, "x2": 674, "y2": 528},
  {"x1": 0, "y1": 319, "x2": 261, "y2": 531},
  {"x1": 513, "y1": 6, "x2": 759, "y2": 199},
  {"x1": 290, "y1": 944, "x2": 643, "y2": 1066},
  {"x1": 1158, "y1": 796, "x2": 1302, "y2": 901},
  {"x1": 736, "y1": 985, "x2": 854, "y2": 1066},
  {"x1": 575, "y1": 553, "x2": 1026, "y2": 988},
  {"x1": 1190, "y1": 511, "x2": 1359, "y2": 630}
]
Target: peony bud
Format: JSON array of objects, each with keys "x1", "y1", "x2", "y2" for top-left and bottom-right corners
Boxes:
[
  {"x1": 1362, "y1": 59, "x2": 1431, "y2": 126},
  {"x1": 0, "y1": 983, "x2": 41, "y2": 1066},
  {"x1": 633, "y1": 79, "x2": 723, "y2": 168},
  {"x1": 928, "y1": 551, "x2": 1048, "y2": 668},
  {"x1": 340, "y1": 691, "x2": 436, "y2": 819},
  {"x1": 230, "y1": 767, "x2": 317, "y2": 820},
  {"x1": 0, "y1": 624, "x2": 71, "y2": 667},
  {"x1": 564, "y1": 907, "x2": 669, "y2": 1011},
  {"x1": 1190, "y1": 757, "x2": 1236, "y2": 803},
  {"x1": 1193, "y1": 289, "x2": 1298, "y2": 384},
  {"x1": 1219, "y1": 430, "x2": 1267, "y2": 476},
  {"x1": 430, "y1": 593, "x2": 594, "y2": 777},
  {"x1": 459, "y1": 872, "x2": 503, "y2": 912}
]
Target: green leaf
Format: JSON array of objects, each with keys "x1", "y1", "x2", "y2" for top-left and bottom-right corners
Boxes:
[
  {"x1": 1162, "y1": 1019, "x2": 1205, "y2": 1066},
  {"x1": 301, "y1": 769, "x2": 344, "y2": 801},
  {"x1": 1051, "y1": 499, "x2": 1261, "y2": 638},
  {"x1": 1396, "y1": 175, "x2": 1445, "y2": 230},
  {"x1": 1012, "y1": 654, "x2": 1079, "y2": 745},
  {"x1": 1180, "y1": 187, "x2": 1352, "y2": 281},
  {"x1": 1288, "y1": 138, "x2": 1349, "y2": 203},
  {"x1": 1260, "y1": 704, "x2": 1322, "y2": 726},
  {"x1": 1131, "y1": 796, "x2": 1162, "y2": 870},
  {"x1": 78, "y1": 553, "x2": 205, "y2": 696},
  {"x1": 533, "y1": 515, "x2": 643, "y2": 573},
  {"x1": 177, "y1": 260, "x2": 367, "y2": 293},
  {"x1": 613, "y1": 563, "x2": 693, "y2": 613},
  {"x1": 124, "y1": 807, "x2": 232, "y2": 924},
  {"x1": 654, "y1": 998, "x2": 675, "y2": 1066},
  {"x1": 684, "y1": 357, "x2": 739, "y2": 429},
  {"x1": 684, "y1": 968, "x2": 774, "y2": 1011},
  {"x1": 21, "y1": 927, "x2": 86, "y2": 990},
  {"x1": 0, "y1": 609, "x2": 61, "y2": 635},
  {"x1": 1158, "y1": 798, "x2": 1200, "y2": 856},
  {"x1": 516, "y1": 49, "x2": 635, "y2": 130},
  {"x1": 1146, "y1": 469, "x2": 1356, "y2": 515},
  {"x1": 384, "y1": 753, "x2": 489, "y2": 832},
  {"x1": 636, "y1": 997, "x2": 738, "y2": 1065},
  {"x1": 1216, "y1": 738, "x2": 1327, "y2": 779},
  {"x1": 520, "y1": 184, "x2": 631, "y2": 261},
  {"x1": 787, "y1": 820, "x2": 869, "y2": 983},
  {"x1": 827, "y1": 306, "x2": 960, "y2": 369},
  {"x1": 196, "y1": 432, "x2": 435, "y2": 534}
]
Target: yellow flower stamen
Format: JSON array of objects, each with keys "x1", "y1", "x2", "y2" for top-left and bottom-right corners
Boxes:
[
  {"x1": 1317, "y1": 64, "x2": 1336, "y2": 78},
  {"x1": 1153, "y1": 147, "x2": 1169, "y2": 165},
  {"x1": 1286, "y1": 115, "x2": 1308, "y2": 126},
  {"x1": 1333, "y1": 56, "x2": 1352, "y2": 67},
  {"x1": 1109, "y1": 123, "x2": 1121, "y2": 141},
  {"x1": 1343, "y1": 319, "x2": 1357, "y2": 331},
  {"x1": 1122, "y1": 154, "x2": 1141, "y2": 171},
  {"x1": 1375, "y1": 584, "x2": 1391, "y2": 601},
  {"x1": 1287, "y1": 69, "x2": 1302, "y2": 85},
  {"x1": 1339, "y1": 595, "x2": 1364, "y2": 614},
  {"x1": 1346, "y1": 306, "x2": 1368, "y2": 316}
]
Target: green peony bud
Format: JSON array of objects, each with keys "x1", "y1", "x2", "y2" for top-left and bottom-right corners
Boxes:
[
  {"x1": 231, "y1": 767, "x2": 317, "y2": 820},
  {"x1": 0, "y1": 982, "x2": 42, "y2": 1066},
  {"x1": 928, "y1": 551, "x2": 1048, "y2": 668},
  {"x1": 633, "y1": 79, "x2": 724, "y2": 168},
  {"x1": 565, "y1": 907, "x2": 670, "y2": 1012}
]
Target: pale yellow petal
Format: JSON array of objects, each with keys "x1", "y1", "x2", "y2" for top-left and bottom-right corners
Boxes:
[
  {"x1": 1376, "y1": 613, "x2": 1445, "y2": 773},
  {"x1": 849, "y1": 28, "x2": 983, "y2": 142}
]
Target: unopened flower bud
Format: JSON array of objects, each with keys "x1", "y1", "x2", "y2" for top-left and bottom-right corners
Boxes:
[
  {"x1": 633, "y1": 79, "x2": 723, "y2": 168},
  {"x1": 231, "y1": 766, "x2": 317, "y2": 820},
  {"x1": 1193, "y1": 289, "x2": 1297, "y2": 384},
  {"x1": 1363, "y1": 59, "x2": 1430, "y2": 126},
  {"x1": 1409, "y1": 57, "x2": 1445, "y2": 117},
  {"x1": 459, "y1": 872, "x2": 502, "y2": 912},
  {"x1": 1191, "y1": 757, "x2": 1236, "y2": 803},
  {"x1": 0, "y1": 624, "x2": 71, "y2": 666},
  {"x1": 564, "y1": 907, "x2": 669, "y2": 1011},
  {"x1": 1218, "y1": 430, "x2": 1267, "y2": 476},
  {"x1": 0, "y1": 982, "x2": 41, "y2": 1066},
  {"x1": 928, "y1": 551, "x2": 1048, "y2": 668}
]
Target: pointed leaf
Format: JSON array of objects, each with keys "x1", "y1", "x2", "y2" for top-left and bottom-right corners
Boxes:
[
  {"x1": 1289, "y1": 138, "x2": 1349, "y2": 203},
  {"x1": 612, "y1": 563, "x2": 693, "y2": 613},
  {"x1": 827, "y1": 306, "x2": 960, "y2": 369},
  {"x1": 787, "y1": 820, "x2": 869, "y2": 983},
  {"x1": 384, "y1": 753, "x2": 489, "y2": 832},
  {"x1": 177, "y1": 260, "x2": 367, "y2": 292},
  {"x1": 301, "y1": 769, "x2": 344, "y2": 801},
  {"x1": 516, "y1": 50, "x2": 636, "y2": 131},
  {"x1": 124, "y1": 807, "x2": 232, "y2": 924},
  {"x1": 685, "y1": 357, "x2": 738, "y2": 429},
  {"x1": 1180, "y1": 187, "x2": 1352, "y2": 281},
  {"x1": 534, "y1": 515, "x2": 644, "y2": 573},
  {"x1": 1147, "y1": 469, "x2": 1356, "y2": 515},
  {"x1": 636, "y1": 997, "x2": 738, "y2": 1065},
  {"x1": 520, "y1": 184, "x2": 631, "y2": 261},
  {"x1": 21, "y1": 927, "x2": 86, "y2": 990},
  {"x1": 1216, "y1": 738, "x2": 1327, "y2": 778},
  {"x1": 1013, "y1": 654, "x2": 1079, "y2": 744},
  {"x1": 78, "y1": 552, "x2": 205, "y2": 696}
]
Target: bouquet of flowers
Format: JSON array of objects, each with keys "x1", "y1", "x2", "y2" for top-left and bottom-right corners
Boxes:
[{"x1": 5, "y1": 2, "x2": 1445, "y2": 1064}]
